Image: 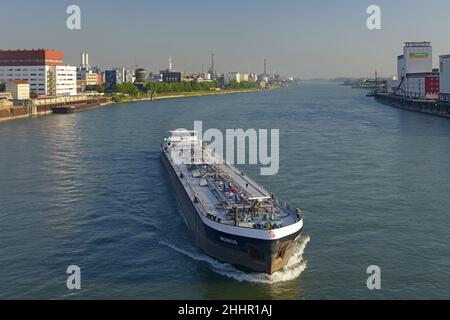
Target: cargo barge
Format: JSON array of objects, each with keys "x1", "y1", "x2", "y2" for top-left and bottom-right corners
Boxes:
[
  {"x1": 161, "y1": 129, "x2": 304, "y2": 274},
  {"x1": 52, "y1": 99, "x2": 109, "y2": 114}
]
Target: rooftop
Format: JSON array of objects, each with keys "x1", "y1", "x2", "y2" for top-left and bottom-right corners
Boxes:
[
  {"x1": 8, "y1": 80, "x2": 29, "y2": 84},
  {"x1": 406, "y1": 71, "x2": 439, "y2": 77},
  {"x1": 405, "y1": 41, "x2": 431, "y2": 47}
]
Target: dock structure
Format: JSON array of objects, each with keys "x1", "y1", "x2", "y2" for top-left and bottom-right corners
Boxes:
[{"x1": 375, "y1": 93, "x2": 450, "y2": 119}]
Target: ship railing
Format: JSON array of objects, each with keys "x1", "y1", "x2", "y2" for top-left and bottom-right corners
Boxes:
[
  {"x1": 183, "y1": 157, "x2": 302, "y2": 228},
  {"x1": 232, "y1": 166, "x2": 270, "y2": 196},
  {"x1": 236, "y1": 168, "x2": 302, "y2": 222},
  {"x1": 182, "y1": 175, "x2": 209, "y2": 217},
  {"x1": 222, "y1": 164, "x2": 268, "y2": 197}
]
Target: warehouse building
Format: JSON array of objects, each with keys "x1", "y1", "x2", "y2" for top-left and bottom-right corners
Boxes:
[
  {"x1": 0, "y1": 49, "x2": 77, "y2": 96},
  {"x1": 439, "y1": 55, "x2": 450, "y2": 102}
]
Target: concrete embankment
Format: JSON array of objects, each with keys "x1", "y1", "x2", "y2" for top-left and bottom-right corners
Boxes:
[
  {"x1": 375, "y1": 93, "x2": 450, "y2": 119},
  {"x1": 0, "y1": 106, "x2": 29, "y2": 122}
]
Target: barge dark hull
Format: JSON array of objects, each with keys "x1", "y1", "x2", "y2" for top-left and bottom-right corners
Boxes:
[{"x1": 161, "y1": 148, "x2": 302, "y2": 274}]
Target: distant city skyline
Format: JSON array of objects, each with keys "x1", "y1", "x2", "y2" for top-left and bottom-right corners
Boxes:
[{"x1": 2, "y1": 0, "x2": 450, "y2": 78}]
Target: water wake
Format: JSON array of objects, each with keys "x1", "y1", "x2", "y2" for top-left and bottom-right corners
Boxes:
[{"x1": 160, "y1": 235, "x2": 310, "y2": 284}]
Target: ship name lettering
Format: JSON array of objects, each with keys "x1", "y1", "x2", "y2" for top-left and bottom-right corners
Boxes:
[{"x1": 219, "y1": 236, "x2": 238, "y2": 245}]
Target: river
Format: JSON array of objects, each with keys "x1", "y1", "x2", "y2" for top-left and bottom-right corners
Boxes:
[{"x1": 1, "y1": 81, "x2": 449, "y2": 299}]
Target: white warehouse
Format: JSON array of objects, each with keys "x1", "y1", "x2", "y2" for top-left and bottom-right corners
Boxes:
[
  {"x1": 225, "y1": 72, "x2": 250, "y2": 83},
  {"x1": 397, "y1": 42, "x2": 433, "y2": 95},
  {"x1": 440, "y1": 55, "x2": 450, "y2": 102},
  {"x1": 0, "y1": 49, "x2": 77, "y2": 97}
]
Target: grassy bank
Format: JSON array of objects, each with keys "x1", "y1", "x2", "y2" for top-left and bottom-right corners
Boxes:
[{"x1": 107, "y1": 88, "x2": 259, "y2": 104}]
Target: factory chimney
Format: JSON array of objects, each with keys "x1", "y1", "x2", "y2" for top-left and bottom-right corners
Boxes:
[{"x1": 80, "y1": 52, "x2": 89, "y2": 68}]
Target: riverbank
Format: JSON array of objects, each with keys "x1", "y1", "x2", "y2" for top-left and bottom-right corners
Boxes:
[
  {"x1": 0, "y1": 88, "x2": 259, "y2": 122},
  {"x1": 374, "y1": 93, "x2": 450, "y2": 119},
  {"x1": 106, "y1": 88, "x2": 259, "y2": 104}
]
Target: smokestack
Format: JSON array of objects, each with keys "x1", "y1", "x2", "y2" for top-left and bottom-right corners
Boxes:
[
  {"x1": 211, "y1": 52, "x2": 214, "y2": 77},
  {"x1": 169, "y1": 56, "x2": 172, "y2": 71},
  {"x1": 81, "y1": 52, "x2": 89, "y2": 67},
  {"x1": 264, "y1": 59, "x2": 267, "y2": 76}
]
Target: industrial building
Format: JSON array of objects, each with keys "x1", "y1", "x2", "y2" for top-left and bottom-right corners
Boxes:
[
  {"x1": 77, "y1": 70, "x2": 100, "y2": 92},
  {"x1": 440, "y1": 55, "x2": 450, "y2": 102},
  {"x1": 105, "y1": 68, "x2": 124, "y2": 88},
  {"x1": 397, "y1": 42, "x2": 435, "y2": 98},
  {"x1": 135, "y1": 68, "x2": 147, "y2": 83},
  {"x1": 160, "y1": 56, "x2": 182, "y2": 83},
  {"x1": 0, "y1": 49, "x2": 77, "y2": 96},
  {"x1": 5, "y1": 80, "x2": 30, "y2": 100},
  {"x1": 105, "y1": 68, "x2": 135, "y2": 89},
  {"x1": 124, "y1": 69, "x2": 135, "y2": 83},
  {"x1": 84, "y1": 71, "x2": 100, "y2": 86},
  {"x1": 76, "y1": 52, "x2": 104, "y2": 92},
  {"x1": 225, "y1": 72, "x2": 252, "y2": 83},
  {"x1": 404, "y1": 71, "x2": 440, "y2": 99},
  {"x1": 160, "y1": 70, "x2": 182, "y2": 83}
]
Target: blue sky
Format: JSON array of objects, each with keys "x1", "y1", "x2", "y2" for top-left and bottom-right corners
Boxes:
[{"x1": 1, "y1": 0, "x2": 450, "y2": 78}]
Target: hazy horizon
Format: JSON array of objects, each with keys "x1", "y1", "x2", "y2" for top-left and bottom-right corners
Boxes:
[{"x1": 2, "y1": 0, "x2": 450, "y2": 78}]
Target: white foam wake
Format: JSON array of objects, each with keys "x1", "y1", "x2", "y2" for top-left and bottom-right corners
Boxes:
[{"x1": 160, "y1": 235, "x2": 310, "y2": 284}]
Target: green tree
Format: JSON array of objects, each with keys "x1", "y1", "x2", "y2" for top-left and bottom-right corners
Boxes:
[
  {"x1": 225, "y1": 80, "x2": 256, "y2": 89},
  {"x1": 113, "y1": 83, "x2": 141, "y2": 96},
  {"x1": 146, "y1": 80, "x2": 219, "y2": 94}
]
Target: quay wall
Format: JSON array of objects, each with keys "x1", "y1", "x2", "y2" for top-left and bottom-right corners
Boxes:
[
  {"x1": 0, "y1": 96, "x2": 109, "y2": 122},
  {"x1": 0, "y1": 106, "x2": 29, "y2": 122},
  {"x1": 375, "y1": 93, "x2": 450, "y2": 119}
]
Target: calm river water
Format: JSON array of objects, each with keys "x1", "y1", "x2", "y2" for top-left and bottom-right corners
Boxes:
[{"x1": 1, "y1": 82, "x2": 450, "y2": 299}]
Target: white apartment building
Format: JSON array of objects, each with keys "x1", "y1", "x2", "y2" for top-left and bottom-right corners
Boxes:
[{"x1": 47, "y1": 66, "x2": 77, "y2": 96}]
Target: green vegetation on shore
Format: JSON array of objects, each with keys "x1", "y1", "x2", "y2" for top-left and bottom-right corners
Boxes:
[
  {"x1": 107, "y1": 88, "x2": 258, "y2": 103},
  {"x1": 105, "y1": 80, "x2": 258, "y2": 103},
  {"x1": 147, "y1": 81, "x2": 219, "y2": 93},
  {"x1": 224, "y1": 80, "x2": 256, "y2": 89}
]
